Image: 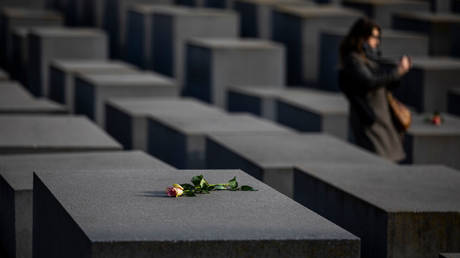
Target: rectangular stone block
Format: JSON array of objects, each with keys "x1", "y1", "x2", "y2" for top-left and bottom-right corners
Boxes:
[
  {"x1": 106, "y1": 98, "x2": 224, "y2": 151},
  {"x1": 392, "y1": 12, "x2": 460, "y2": 56},
  {"x1": 0, "y1": 115, "x2": 122, "y2": 154},
  {"x1": 33, "y1": 168, "x2": 360, "y2": 258},
  {"x1": 395, "y1": 57, "x2": 460, "y2": 112},
  {"x1": 0, "y1": 81, "x2": 66, "y2": 114},
  {"x1": 276, "y1": 89, "x2": 349, "y2": 139},
  {"x1": 27, "y1": 27, "x2": 108, "y2": 97},
  {"x1": 404, "y1": 113, "x2": 460, "y2": 170},
  {"x1": 294, "y1": 164, "x2": 460, "y2": 258},
  {"x1": 184, "y1": 38, "x2": 284, "y2": 107},
  {"x1": 0, "y1": 151, "x2": 172, "y2": 258},
  {"x1": 81, "y1": 0, "x2": 104, "y2": 27},
  {"x1": 227, "y1": 86, "x2": 286, "y2": 120},
  {"x1": 207, "y1": 133, "x2": 392, "y2": 197},
  {"x1": 272, "y1": 5, "x2": 362, "y2": 85},
  {"x1": 74, "y1": 72, "x2": 178, "y2": 126},
  {"x1": 0, "y1": 8, "x2": 63, "y2": 69},
  {"x1": 343, "y1": 0, "x2": 429, "y2": 28},
  {"x1": 151, "y1": 6, "x2": 238, "y2": 90},
  {"x1": 148, "y1": 113, "x2": 292, "y2": 169},
  {"x1": 49, "y1": 59, "x2": 137, "y2": 112},
  {"x1": 430, "y1": 0, "x2": 455, "y2": 13},
  {"x1": 11, "y1": 27, "x2": 29, "y2": 85},
  {"x1": 232, "y1": 0, "x2": 310, "y2": 39},
  {"x1": 103, "y1": 0, "x2": 172, "y2": 58},
  {"x1": 448, "y1": 88, "x2": 460, "y2": 117},
  {"x1": 227, "y1": 86, "x2": 349, "y2": 139},
  {"x1": 319, "y1": 28, "x2": 429, "y2": 91}
]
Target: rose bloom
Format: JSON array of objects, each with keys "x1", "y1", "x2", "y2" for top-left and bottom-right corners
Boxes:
[{"x1": 166, "y1": 184, "x2": 184, "y2": 197}]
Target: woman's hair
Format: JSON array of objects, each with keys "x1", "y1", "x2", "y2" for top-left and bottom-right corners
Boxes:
[{"x1": 339, "y1": 18, "x2": 381, "y2": 64}]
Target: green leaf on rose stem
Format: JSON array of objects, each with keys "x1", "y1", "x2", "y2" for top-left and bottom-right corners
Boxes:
[
  {"x1": 184, "y1": 190, "x2": 196, "y2": 197},
  {"x1": 191, "y1": 175, "x2": 203, "y2": 187},
  {"x1": 199, "y1": 177, "x2": 209, "y2": 189},
  {"x1": 240, "y1": 185, "x2": 257, "y2": 191},
  {"x1": 202, "y1": 189, "x2": 210, "y2": 194},
  {"x1": 207, "y1": 185, "x2": 215, "y2": 191},
  {"x1": 181, "y1": 184, "x2": 194, "y2": 191},
  {"x1": 213, "y1": 185, "x2": 227, "y2": 190},
  {"x1": 228, "y1": 177, "x2": 238, "y2": 190}
]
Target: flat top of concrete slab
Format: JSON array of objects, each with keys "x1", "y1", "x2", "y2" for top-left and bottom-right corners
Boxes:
[
  {"x1": 237, "y1": 0, "x2": 306, "y2": 5},
  {"x1": 35, "y1": 169, "x2": 358, "y2": 242},
  {"x1": 29, "y1": 27, "x2": 106, "y2": 38},
  {"x1": 0, "y1": 82, "x2": 66, "y2": 113},
  {"x1": 229, "y1": 86, "x2": 348, "y2": 114},
  {"x1": 295, "y1": 164, "x2": 460, "y2": 212},
  {"x1": 188, "y1": 38, "x2": 283, "y2": 50},
  {"x1": 0, "y1": 115, "x2": 122, "y2": 152},
  {"x1": 151, "y1": 113, "x2": 292, "y2": 135},
  {"x1": 395, "y1": 11, "x2": 460, "y2": 22},
  {"x1": 408, "y1": 113, "x2": 460, "y2": 135},
  {"x1": 12, "y1": 26, "x2": 30, "y2": 37},
  {"x1": 129, "y1": 3, "x2": 176, "y2": 13},
  {"x1": 274, "y1": 5, "x2": 362, "y2": 18},
  {"x1": 1, "y1": 7, "x2": 62, "y2": 20},
  {"x1": 277, "y1": 90, "x2": 349, "y2": 115},
  {"x1": 108, "y1": 98, "x2": 224, "y2": 117},
  {"x1": 0, "y1": 151, "x2": 173, "y2": 190},
  {"x1": 51, "y1": 60, "x2": 136, "y2": 72},
  {"x1": 77, "y1": 73, "x2": 175, "y2": 87},
  {"x1": 343, "y1": 0, "x2": 427, "y2": 6},
  {"x1": 322, "y1": 27, "x2": 427, "y2": 40},
  {"x1": 411, "y1": 57, "x2": 460, "y2": 69},
  {"x1": 208, "y1": 133, "x2": 392, "y2": 168}
]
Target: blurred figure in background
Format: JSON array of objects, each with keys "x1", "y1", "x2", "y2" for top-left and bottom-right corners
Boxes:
[{"x1": 339, "y1": 18, "x2": 411, "y2": 162}]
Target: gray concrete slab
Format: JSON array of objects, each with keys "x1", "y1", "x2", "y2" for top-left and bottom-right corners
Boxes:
[
  {"x1": 103, "y1": 0, "x2": 173, "y2": 58},
  {"x1": 27, "y1": 27, "x2": 108, "y2": 97},
  {"x1": 49, "y1": 59, "x2": 138, "y2": 112},
  {"x1": 151, "y1": 6, "x2": 238, "y2": 91},
  {"x1": 0, "y1": 81, "x2": 66, "y2": 114},
  {"x1": 207, "y1": 132, "x2": 392, "y2": 197},
  {"x1": 403, "y1": 113, "x2": 460, "y2": 169},
  {"x1": 392, "y1": 12, "x2": 460, "y2": 56},
  {"x1": 276, "y1": 89, "x2": 349, "y2": 139},
  {"x1": 226, "y1": 86, "x2": 349, "y2": 139},
  {"x1": 74, "y1": 72, "x2": 178, "y2": 126},
  {"x1": 319, "y1": 28, "x2": 429, "y2": 91},
  {"x1": 272, "y1": 5, "x2": 362, "y2": 85},
  {"x1": 227, "y1": 86, "x2": 286, "y2": 120},
  {"x1": 448, "y1": 88, "x2": 460, "y2": 117},
  {"x1": 0, "y1": 151, "x2": 172, "y2": 258},
  {"x1": 343, "y1": 0, "x2": 429, "y2": 28},
  {"x1": 232, "y1": 0, "x2": 311, "y2": 39},
  {"x1": 11, "y1": 27, "x2": 29, "y2": 85},
  {"x1": 294, "y1": 164, "x2": 460, "y2": 258},
  {"x1": 430, "y1": 0, "x2": 455, "y2": 13},
  {"x1": 184, "y1": 38, "x2": 285, "y2": 107},
  {"x1": 395, "y1": 57, "x2": 460, "y2": 112},
  {"x1": 148, "y1": 113, "x2": 292, "y2": 169},
  {"x1": 0, "y1": 8, "x2": 63, "y2": 70},
  {"x1": 106, "y1": 98, "x2": 224, "y2": 152},
  {"x1": 33, "y1": 168, "x2": 359, "y2": 258},
  {"x1": 0, "y1": 115, "x2": 122, "y2": 154}
]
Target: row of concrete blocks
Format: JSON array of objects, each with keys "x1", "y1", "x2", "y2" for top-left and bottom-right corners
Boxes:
[
  {"x1": 0, "y1": 104, "x2": 459, "y2": 258},
  {"x1": 2, "y1": 3, "x2": 460, "y2": 114}
]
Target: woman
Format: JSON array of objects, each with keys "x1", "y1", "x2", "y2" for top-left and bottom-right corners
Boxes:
[{"x1": 339, "y1": 18, "x2": 411, "y2": 162}]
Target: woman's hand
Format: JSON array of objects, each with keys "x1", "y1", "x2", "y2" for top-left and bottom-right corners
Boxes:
[{"x1": 397, "y1": 55, "x2": 411, "y2": 75}]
